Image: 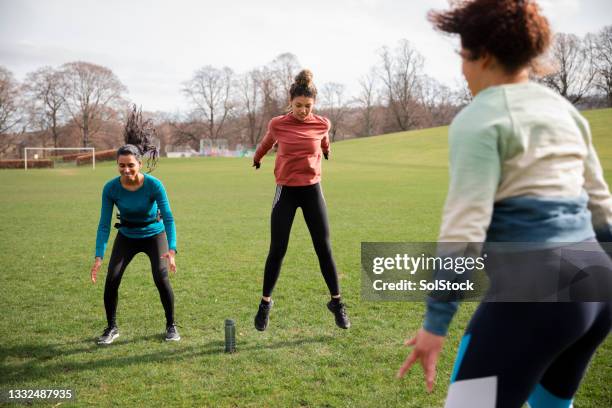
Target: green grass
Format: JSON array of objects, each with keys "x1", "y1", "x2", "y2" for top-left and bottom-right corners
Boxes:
[{"x1": 1, "y1": 108, "x2": 611, "y2": 407}]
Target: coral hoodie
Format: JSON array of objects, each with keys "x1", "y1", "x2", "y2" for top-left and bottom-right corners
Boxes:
[{"x1": 254, "y1": 112, "x2": 331, "y2": 186}]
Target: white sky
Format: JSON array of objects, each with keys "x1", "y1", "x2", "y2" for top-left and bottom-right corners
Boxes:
[{"x1": 1, "y1": 0, "x2": 610, "y2": 113}]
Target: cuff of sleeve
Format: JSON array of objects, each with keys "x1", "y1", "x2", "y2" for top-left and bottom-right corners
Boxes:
[
  {"x1": 423, "y1": 297, "x2": 458, "y2": 336},
  {"x1": 595, "y1": 224, "x2": 612, "y2": 242}
]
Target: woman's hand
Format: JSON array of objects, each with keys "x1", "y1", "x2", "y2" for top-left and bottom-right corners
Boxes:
[
  {"x1": 397, "y1": 328, "x2": 445, "y2": 392},
  {"x1": 91, "y1": 257, "x2": 102, "y2": 283},
  {"x1": 161, "y1": 249, "x2": 177, "y2": 274}
]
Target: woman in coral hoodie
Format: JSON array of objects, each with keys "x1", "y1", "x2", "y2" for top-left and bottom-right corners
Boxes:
[{"x1": 252, "y1": 69, "x2": 350, "y2": 331}]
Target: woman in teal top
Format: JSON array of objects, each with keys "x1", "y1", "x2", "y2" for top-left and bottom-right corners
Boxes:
[
  {"x1": 397, "y1": 1, "x2": 612, "y2": 407},
  {"x1": 90, "y1": 106, "x2": 179, "y2": 344}
]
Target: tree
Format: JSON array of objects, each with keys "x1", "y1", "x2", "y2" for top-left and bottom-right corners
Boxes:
[
  {"x1": 239, "y1": 69, "x2": 266, "y2": 147},
  {"x1": 378, "y1": 40, "x2": 425, "y2": 131},
  {"x1": 182, "y1": 65, "x2": 235, "y2": 141},
  {"x1": 356, "y1": 68, "x2": 379, "y2": 137},
  {"x1": 270, "y1": 53, "x2": 300, "y2": 105},
  {"x1": 258, "y1": 65, "x2": 283, "y2": 122},
  {"x1": 22, "y1": 66, "x2": 66, "y2": 148},
  {"x1": 540, "y1": 33, "x2": 596, "y2": 104},
  {"x1": 0, "y1": 66, "x2": 21, "y2": 135},
  {"x1": 60, "y1": 61, "x2": 127, "y2": 147},
  {"x1": 0, "y1": 66, "x2": 23, "y2": 156},
  {"x1": 418, "y1": 75, "x2": 457, "y2": 127},
  {"x1": 452, "y1": 79, "x2": 473, "y2": 107},
  {"x1": 320, "y1": 82, "x2": 348, "y2": 141},
  {"x1": 589, "y1": 25, "x2": 612, "y2": 107},
  {"x1": 168, "y1": 111, "x2": 207, "y2": 151}
]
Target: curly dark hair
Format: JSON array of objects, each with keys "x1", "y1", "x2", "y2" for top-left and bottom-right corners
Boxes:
[
  {"x1": 428, "y1": 0, "x2": 551, "y2": 73},
  {"x1": 289, "y1": 69, "x2": 317, "y2": 100},
  {"x1": 117, "y1": 105, "x2": 159, "y2": 172}
]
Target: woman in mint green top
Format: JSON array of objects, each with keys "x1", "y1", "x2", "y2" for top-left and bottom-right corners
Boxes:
[
  {"x1": 397, "y1": 1, "x2": 612, "y2": 407},
  {"x1": 90, "y1": 106, "x2": 180, "y2": 344}
]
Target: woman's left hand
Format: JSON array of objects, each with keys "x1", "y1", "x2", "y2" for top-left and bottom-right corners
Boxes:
[{"x1": 161, "y1": 250, "x2": 177, "y2": 274}]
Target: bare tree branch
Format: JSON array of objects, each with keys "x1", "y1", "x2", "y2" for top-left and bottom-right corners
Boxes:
[
  {"x1": 378, "y1": 40, "x2": 425, "y2": 131},
  {"x1": 356, "y1": 67, "x2": 379, "y2": 137},
  {"x1": 320, "y1": 82, "x2": 349, "y2": 142},
  {"x1": 238, "y1": 69, "x2": 267, "y2": 147},
  {"x1": 0, "y1": 66, "x2": 22, "y2": 135},
  {"x1": 22, "y1": 66, "x2": 66, "y2": 147},
  {"x1": 60, "y1": 61, "x2": 127, "y2": 147},
  {"x1": 539, "y1": 33, "x2": 596, "y2": 104},
  {"x1": 271, "y1": 53, "x2": 300, "y2": 105},
  {"x1": 182, "y1": 65, "x2": 235, "y2": 142},
  {"x1": 588, "y1": 25, "x2": 612, "y2": 106}
]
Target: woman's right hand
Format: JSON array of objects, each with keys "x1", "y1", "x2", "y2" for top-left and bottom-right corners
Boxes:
[
  {"x1": 397, "y1": 328, "x2": 445, "y2": 392},
  {"x1": 91, "y1": 257, "x2": 102, "y2": 284}
]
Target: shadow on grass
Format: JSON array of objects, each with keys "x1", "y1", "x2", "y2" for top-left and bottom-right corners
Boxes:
[
  {"x1": 236, "y1": 334, "x2": 335, "y2": 352},
  {"x1": 1, "y1": 334, "x2": 334, "y2": 385},
  {"x1": 0, "y1": 333, "x2": 171, "y2": 363}
]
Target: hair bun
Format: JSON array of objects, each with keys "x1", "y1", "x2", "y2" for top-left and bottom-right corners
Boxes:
[{"x1": 294, "y1": 69, "x2": 313, "y2": 87}]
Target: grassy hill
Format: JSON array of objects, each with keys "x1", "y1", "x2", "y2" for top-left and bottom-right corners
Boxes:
[{"x1": 0, "y1": 108, "x2": 610, "y2": 407}]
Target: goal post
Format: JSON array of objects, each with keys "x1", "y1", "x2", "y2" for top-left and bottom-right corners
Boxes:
[{"x1": 24, "y1": 147, "x2": 96, "y2": 170}]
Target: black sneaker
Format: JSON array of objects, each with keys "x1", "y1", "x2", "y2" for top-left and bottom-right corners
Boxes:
[
  {"x1": 165, "y1": 324, "x2": 181, "y2": 341},
  {"x1": 97, "y1": 326, "x2": 119, "y2": 345},
  {"x1": 254, "y1": 300, "x2": 274, "y2": 331},
  {"x1": 327, "y1": 300, "x2": 351, "y2": 329}
]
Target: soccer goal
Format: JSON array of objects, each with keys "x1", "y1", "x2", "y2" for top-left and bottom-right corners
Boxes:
[
  {"x1": 23, "y1": 147, "x2": 96, "y2": 170},
  {"x1": 200, "y1": 138, "x2": 233, "y2": 157}
]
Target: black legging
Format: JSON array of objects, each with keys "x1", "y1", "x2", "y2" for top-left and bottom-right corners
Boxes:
[
  {"x1": 447, "y1": 302, "x2": 611, "y2": 408},
  {"x1": 104, "y1": 231, "x2": 175, "y2": 327},
  {"x1": 446, "y1": 243, "x2": 612, "y2": 407},
  {"x1": 262, "y1": 183, "x2": 340, "y2": 297}
]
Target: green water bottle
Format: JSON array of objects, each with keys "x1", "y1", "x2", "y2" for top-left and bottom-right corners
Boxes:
[{"x1": 224, "y1": 319, "x2": 236, "y2": 353}]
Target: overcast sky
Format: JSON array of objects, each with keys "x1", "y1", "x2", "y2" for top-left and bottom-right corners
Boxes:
[{"x1": 1, "y1": 0, "x2": 610, "y2": 113}]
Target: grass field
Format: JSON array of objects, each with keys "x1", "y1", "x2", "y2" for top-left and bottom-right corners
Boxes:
[{"x1": 1, "y1": 108, "x2": 611, "y2": 407}]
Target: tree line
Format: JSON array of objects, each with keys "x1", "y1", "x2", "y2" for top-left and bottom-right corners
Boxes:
[{"x1": 1, "y1": 26, "x2": 610, "y2": 158}]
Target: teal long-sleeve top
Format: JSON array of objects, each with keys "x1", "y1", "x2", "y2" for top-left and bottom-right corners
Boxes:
[{"x1": 95, "y1": 174, "x2": 177, "y2": 258}]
